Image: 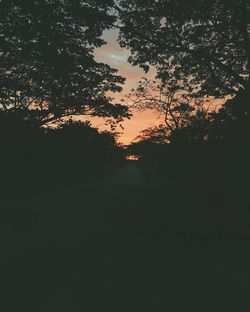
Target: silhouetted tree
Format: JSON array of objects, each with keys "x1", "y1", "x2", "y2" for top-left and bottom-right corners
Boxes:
[
  {"x1": 133, "y1": 125, "x2": 169, "y2": 144},
  {"x1": 205, "y1": 89, "x2": 249, "y2": 143},
  {"x1": 131, "y1": 79, "x2": 193, "y2": 130},
  {"x1": 45, "y1": 120, "x2": 125, "y2": 178},
  {"x1": 166, "y1": 88, "x2": 249, "y2": 143},
  {"x1": 116, "y1": 0, "x2": 250, "y2": 113},
  {"x1": 128, "y1": 78, "x2": 212, "y2": 141},
  {"x1": 0, "y1": 110, "x2": 44, "y2": 182},
  {"x1": 0, "y1": 0, "x2": 129, "y2": 125},
  {"x1": 0, "y1": 113, "x2": 125, "y2": 184}
]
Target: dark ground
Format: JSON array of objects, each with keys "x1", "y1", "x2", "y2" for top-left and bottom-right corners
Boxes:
[{"x1": 0, "y1": 161, "x2": 249, "y2": 311}]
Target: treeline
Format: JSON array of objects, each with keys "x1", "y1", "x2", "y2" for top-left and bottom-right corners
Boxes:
[
  {"x1": 0, "y1": 0, "x2": 130, "y2": 189},
  {"x1": 119, "y1": 0, "x2": 249, "y2": 198},
  {"x1": 127, "y1": 140, "x2": 248, "y2": 223},
  {"x1": 0, "y1": 112, "x2": 125, "y2": 186},
  {"x1": 127, "y1": 91, "x2": 249, "y2": 215},
  {"x1": 0, "y1": 0, "x2": 249, "y2": 192}
]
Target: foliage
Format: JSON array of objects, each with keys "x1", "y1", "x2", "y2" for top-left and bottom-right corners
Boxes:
[
  {"x1": 133, "y1": 124, "x2": 168, "y2": 144},
  {"x1": 116, "y1": 0, "x2": 249, "y2": 146},
  {"x1": 129, "y1": 78, "x2": 212, "y2": 135},
  {"x1": 116, "y1": 0, "x2": 250, "y2": 100},
  {"x1": 0, "y1": 0, "x2": 130, "y2": 125},
  {"x1": 132, "y1": 88, "x2": 249, "y2": 146},
  {"x1": 0, "y1": 112, "x2": 125, "y2": 183}
]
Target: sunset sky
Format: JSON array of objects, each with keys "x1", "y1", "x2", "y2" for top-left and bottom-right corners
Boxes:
[
  {"x1": 92, "y1": 29, "x2": 225, "y2": 144},
  {"x1": 94, "y1": 29, "x2": 160, "y2": 145}
]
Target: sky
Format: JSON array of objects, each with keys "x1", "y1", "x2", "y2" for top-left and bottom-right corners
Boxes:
[
  {"x1": 92, "y1": 29, "x2": 225, "y2": 144},
  {"x1": 93, "y1": 29, "x2": 160, "y2": 145}
]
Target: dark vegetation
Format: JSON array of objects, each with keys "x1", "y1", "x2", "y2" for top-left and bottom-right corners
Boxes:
[
  {"x1": 127, "y1": 91, "x2": 249, "y2": 190},
  {"x1": 0, "y1": 113, "x2": 125, "y2": 190},
  {"x1": 122, "y1": 0, "x2": 250, "y2": 223},
  {"x1": 0, "y1": 0, "x2": 129, "y2": 190},
  {"x1": 0, "y1": 0, "x2": 250, "y2": 311},
  {"x1": 0, "y1": 0, "x2": 129, "y2": 124}
]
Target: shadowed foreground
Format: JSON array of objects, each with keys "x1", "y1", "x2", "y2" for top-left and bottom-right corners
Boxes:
[{"x1": 0, "y1": 162, "x2": 249, "y2": 311}]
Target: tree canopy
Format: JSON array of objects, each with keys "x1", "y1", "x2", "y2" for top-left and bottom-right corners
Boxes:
[
  {"x1": 0, "y1": 0, "x2": 130, "y2": 125},
  {"x1": 128, "y1": 78, "x2": 208, "y2": 133},
  {"x1": 116, "y1": 0, "x2": 250, "y2": 101}
]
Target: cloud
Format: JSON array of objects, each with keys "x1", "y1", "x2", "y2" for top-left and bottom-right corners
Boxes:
[
  {"x1": 109, "y1": 53, "x2": 126, "y2": 64},
  {"x1": 93, "y1": 29, "x2": 158, "y2": 143}
]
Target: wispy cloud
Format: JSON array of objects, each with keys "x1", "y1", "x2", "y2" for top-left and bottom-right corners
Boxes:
[{"x1": 93, "y1": 29, "x2": 157, "y2": 143}]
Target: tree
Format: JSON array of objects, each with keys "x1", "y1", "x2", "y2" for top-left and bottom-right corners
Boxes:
[
  {"x1": 129, "y1": 78, "x2": 209, "y2": 133},
  {"x1": 0, "y1": 0, "x2": 130, "y2": 126},
  {"x1": 45, "y1": 120, "x2": 125, "y2": 177},
  {"x1": 133, "y1": 124, "x2": 169, "y2": 144},
  {"x1": 116, "y1": 0, "x2": 250, "y2": 108},
  {"x1": 127, "y1": 77, "x2": 213, "y2": 144},
  {"x1": 166, "y1": 89, "x2": 249, "y2": 144}
]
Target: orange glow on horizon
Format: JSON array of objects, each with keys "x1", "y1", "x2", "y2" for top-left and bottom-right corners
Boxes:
[{"x1": 126, "y1": 154, "x2": 140, "y2": 161}]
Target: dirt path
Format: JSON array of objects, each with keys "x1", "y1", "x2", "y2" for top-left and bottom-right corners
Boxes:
[
  {"x1": 1, "y1": 162, "x2": 250, "y2": 311},
  {"x1": 89, "y1": 162, "x2": 146, "y2": 188}
]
